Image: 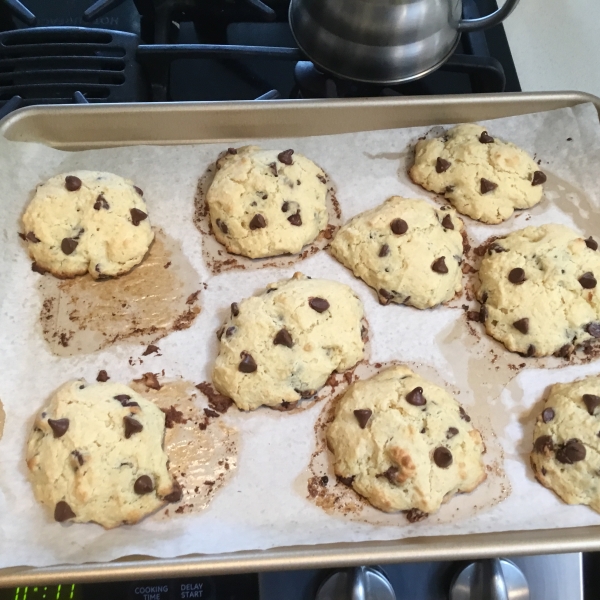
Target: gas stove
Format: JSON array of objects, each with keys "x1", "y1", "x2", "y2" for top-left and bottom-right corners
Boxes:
[{"x1": 0, "y1": 0, "x2": 520, "y2": 118}]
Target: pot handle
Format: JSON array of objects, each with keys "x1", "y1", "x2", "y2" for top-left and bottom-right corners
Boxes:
[{"x1": 457, "y1": 0, "x2": 520, "y2": 32}]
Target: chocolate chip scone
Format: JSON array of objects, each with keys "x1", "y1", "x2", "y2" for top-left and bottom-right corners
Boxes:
[
  {"x1": 409, "y1": 124, "x2": 545, "y2": 224},
  {"x1": 531, "y1": 376, "x2": 600, "y2": 513},
  {"x1": 22, "y1": 171, "x2": 153, "y2": 279},
  {"x1": 330, "y1": 196, "x2": 464, "y2": 308},
  {"x1": 477, "y1": 224, "x2": 600, "y2": 357},
  {"x1": 26, "y1": 380, "x2": 180, "y2": 528},
  {"x1": 206, "y1": 146, "x2": 328, "y2": 258},
  {"x1": 212, "y1": 272, "x2": 366, "y2": 411},
  {"x1": 327, "y1": 365, "x2": 486, "y2": 517}
]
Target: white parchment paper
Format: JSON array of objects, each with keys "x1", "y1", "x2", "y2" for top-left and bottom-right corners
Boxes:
[{"x1": 1, "y1": 102, "x2": 600, "y2": 568}]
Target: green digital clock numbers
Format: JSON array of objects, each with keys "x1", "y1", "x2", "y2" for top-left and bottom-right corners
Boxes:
[{"x1": 0, "y1": 585, "x2": 79, "y2": 600}]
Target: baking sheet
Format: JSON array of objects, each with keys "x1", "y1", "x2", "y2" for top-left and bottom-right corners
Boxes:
[{"x1": 1, "y1": 103, "x2": 600, "y2": 568}]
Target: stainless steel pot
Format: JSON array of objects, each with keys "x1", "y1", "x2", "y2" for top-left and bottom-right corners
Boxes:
[{"x1": 289, "y1": 0, "x2": 520, "y2": 84}]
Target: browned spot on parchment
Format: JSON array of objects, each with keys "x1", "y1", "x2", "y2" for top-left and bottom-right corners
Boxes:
[
  {"x1": 300, "y1": 361, "x2": 509, "y2": 527},
  {"x1": 130, "y1": 378, "x2": 238, "y2": 517},
  {"x1": 38, "y1": 230, "x2": 202, "y2": 357},
  {"x1": 193, "y1": 162, "x2": 342, "y2": 275}
]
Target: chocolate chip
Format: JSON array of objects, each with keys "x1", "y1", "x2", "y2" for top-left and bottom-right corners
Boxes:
[
  {"x1": 555, "y1": 343, "x2": 573, "y2": 358},
  {"x1": 134, "y1": 475, "x2": 154, "y2": 495},
  {"x1": 142, "y1": 344, "x2": 160, "y2": 356},
  {"x1": 481, "y1": 292, "x2": 488, "y2": 304},
  {"x1": 274, "y1": 328, "x2": 293, "y2": 348},
  {"x1": 556, "y1": 438, "x2": 586, "y2": 464},
  {"x1": 61, "y1": 238, "x2": 78, "y2": 255},
  {"x1": 531, "y1": 171, "x2": 547, "y2": 186},
  {"x1": 523, "y1": 344, "x2": 536, "y2": 357},
  {"x1": 586, "y1": 322, "x2": 600, "y2": 338},
  {"x1": 441, "y1": 214, "x2": 454, "y2": 230},
  {"x1": 26, "y1": 231, "x2": 40, "y2": 243},
  {"x1": 431, "y1": 257, "x2": 448, "y2": 273},
  {"x1": 406, "y1": 386, "x2": 426, "y2": 406},
  {"x1": 65, "y1": 176, "x2": 82, "y2": 191},
  {"x1": 542, "y1": 408, "x2": 555, "y2": 423},
  {"x1": 96, "y1": 370, "x2": 109, "y2": 382},
  {"x1": 436, "y1": 157, "x2": 451, "y2": 173},
  {"x1": 225, "y1": 326, "x2": 236, "y2": 337},
  {"x1": 239, "y1": 352, "x2": 257, "y2": 373},
  {"x1": 138, "y1": 372, "x2": 161, "y2": 391},
  {"x1": 459, "y1": 406, "x2": 471, "y2": 422},
  {"x1": 405, "y1": 508, "x2": 428, "y2": 523},
  {"x1": 54, "y1": 501, "x2": 76, "y2": 522},
  {"x1": 583, "y1": 394, "x2": 600, "y2": 415},
  {"x1": 281, "y1": 201, "x2": 289, "y2": 212},
  {"x1": 508, "y1": 268, "x2": 526, "y2": 284},
  {"x1": 309, "y1": 297, "x2": 330, "y2": 313},
  {"x1": 353, "y1": 409, "x2": 372, "y2": 429},
  {"x1": 390, "y1": 218, "x2": 408, "y2": 235},
  {"x1": 227, "y1": 147, "x2": 238, "y2": 155},
  {"x1": 32, "y1": 262, "x2": 47, "y2": 275},
  {"x1": 480, "y1": 178, "x2": 498, "y2": 194},
  {"x1": 488, "y1": 242, "x2": 507, "y2": 254},
  {"x1": 479, "y1": 131, "x2": 494, "y2": 144},
  {"x1": 249, "y1": 214, "x2": 266, "y2": 230},
  {"x1": 288, "y1": 212, "x2": 302, "y2": 226},
  {"x1": 164, "y1": 480, "x2": 183, "y2": 503},
  {"x1": 71, "y1": 450, "x2": 85, "y2": 466},
  {"x1": 379, "y1": 288, "x2": 393, "y2": 303},
  {"x1": 479, "y1": 305, "x2": 488, "y2": 322},
  {"x1": 269, "y1": 162, "x2": 278, "y2": 177},
  {"x1": 513, "y1": 318, "x2": 529, "y2": 334},
  {"x1": 579, "y1": 272, "x2": 597, "y2": 289},
  {"x1": 48, "y1": 418, "x2": 69, "y2": 438},
  {"x1": 216, "y1": 218, "x2": 228, "y2": 234},
  {"x1": 379, "y1": 244, "x2": 390, "y2": 257},
  {"x1": 204, "y1": 408, "x2": 220, "y2": 418},
  {"x1": 18, "y1": 232, "x2": 26, "y2": 240},
  {"x1": 338, "y1": 475, "x2": 354, "y2": 487},
  {"x1": 133, "y1": 185, "x2": 143, "y2": 196},
  {"x1": 446, "y1": 427, "x2": 459, "y2": 439},
  {"x1": 231, "y1": 302, "x2": 239, "y2": 317},
  {"x1": 277, "y1": 149, "x2": 294, "y2": 165},
  {"x1": 93, "y1": 195, "x2": 109, "y2": 210},
  {"x1": 130, "y1": 208, "x2": 148, "y2": 226},
  {"x1": 445, "y1": 185, "x2": 454, "y2": 193},
  {"x1": 382, "y1": 465, "x2": 399, "y2": 484},
  {"x1": 585, "y1": 237, "x2": 598, "y2": 251},
  {"x1": 317, "y1": 173, "x2": 326, "y2": 184},
  {"x1": 114, "y1": 394, "x2": 138, "y2": 407},
  {"x1": 433, "y1": 446, "x2": 453, "y2": 468},
  {"x1": 124, "y1": 416, "x2": 143, "y2": 439},
  {"x1": 534, "y1": 435, "x2": 554, "y2": 454}
]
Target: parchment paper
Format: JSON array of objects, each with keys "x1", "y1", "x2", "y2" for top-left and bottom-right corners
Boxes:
[{"x1": 1, "y1": 102, "x2": 600, "y2": 569}]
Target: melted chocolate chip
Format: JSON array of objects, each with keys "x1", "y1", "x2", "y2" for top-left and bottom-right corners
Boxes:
[
  {"x1": 65, "y1": 176, "x2": 82, "y2": 191},
  {"x1": 61, "y1": 237, "x2": 78, "y2": 255},
  {"x1": 93, "y1": 195, "x2": 109, "y2": 210},
  {"x1": 32, "y1": 262, "x2": 47, "y2": 275},
  {"x1": 96, "y1": 370, "x2": 109, "y2": 382},
  {"x1": 249, "y1": 214, "x2": 266, "y2": 230},
  {"x1": 163, "y1": 480, "x2": 183, "y2": 503},
  {"x1": 309, "y1": 297, "x2": 329, "y2": 313},
  {"x1": 273, "y1": 328, "x2": 293, "y2": 348},
  {"x1": 134, "y1": 475, "x2": 154, "y2": 495},
  {"x1": 459, "y1": 406, "x2": 471, "y2": 422},
  {"x1": 436, "y1": 157, "x2": 451, "y2": 173},
  {"x1": 405, "y1": 508, "x2": 428, "y2": 523},
  {"x1": 216, "y1": 218, "x2": 228, "y2": 234},
  {"x1": 480, "y1": 178, "x2": 498, "y2": 194},
  {"x1": 382, "y1": 465, "x2": 399, "y2": 484},
  {"x1": 379, "y1": 244, "x2": 390, "y2": 257},
  {"x1": 446, "y1": 427, "x2": 459, "y2": 439},
  {"x1": 379, "y1": 288, "x2": 393, "y2": 302},
  {"x1": 433, "y1": 446, "x2": 453, "y2": 468},
  {"x1": 48, "y1": 418, "x2": 69, "y2": 438},
  {"x1": 406, "y1": 386, "x2": 426, "y2": 406},
  {"x1": 586, "y1": 322, "x2": 600, "y2": 338},
  {"x1": 54, "y1": 501, "x2": 76, "y2": 522},
  {"x1": 542, "y1": 408, "x2": 555, "y2": 423},
  {"x1": 479, "y1": 131, "x2": 494, "y2": 144},
  {"x1": 130, "y1": 208, "x2": 148, "y2": 226},
  {"x1": 585, "y1": 237, "x2": 598, "y2": 251},
  {"x1": 431, "y1": 257, "x2": 448, "y2": 273},
  {"x1": 508, "y1": 267, "x2": 526, "y2": 284},
  {"x1": 390, "y1": 218, "x2": 408, "y2": 235},
  {"x1": 288, "y1": 212, "x2": 302, "y2": 226},
  {"x1": 338, "y1": 475, "x2": 355, "y2": 487},
  {"x1": 579, "y1": 272, "x2": 597, "y2": 289},
  {"x1": 353, "y1": 409, "x2": 372, "y2": 429},
  {"x1": 134, "y1": 186, "x2": 144, "y2": 196},
  {"x1": 531, "y1": 171, "x2": 547, "y2": 186},
  {"x1": 239, "y1": 352, "x2": 257, "y2": 373},
  {"x1": 231, "y1": 302, "x2": 239, "y2": 317},
  {"x1": 26, "y1": 231, "x2": 40, "y2": 243},
  {"x1": 277, "y1": 149, "x2": 294, "y2": 165},
  {"x1": 583, "y1": 394, "x2": 600, "y2": 415},
  {"x1": 556, "y1": 439, "x2": 586, "y2": 464},
  {"x1": 124, "y1": 416, "x2": 143, "y2": 439},
  {"x1": 441, "y1": 214, "x2": 454, "y2": 230},
  {"x1": 555, "y1": 343, "x2": 573, "y2": 358},
  {"x1": 534, "y1": 435, "x2": 554, "y2": 454},
  {"x1": 513, "y1": 318, "x2": 529, "y2": 334}
]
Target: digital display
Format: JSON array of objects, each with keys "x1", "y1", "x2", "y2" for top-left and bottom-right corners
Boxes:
[{"x1": 0, "y1": 586, "x2": 80, "y2": 600}]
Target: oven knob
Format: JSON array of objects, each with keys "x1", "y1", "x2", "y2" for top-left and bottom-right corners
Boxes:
[
  {"x1": 449, "y1": 558, "x2": 529, "y2": 600},
  {"x1": 315, "y1": 566, "x2": 396, "y2": 600}
]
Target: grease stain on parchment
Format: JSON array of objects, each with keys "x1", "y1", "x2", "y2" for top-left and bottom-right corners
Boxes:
[
  {"x1": 130, "y1": 378, "x2": 238, "y2": 517},
  {"x1": 37, "y1": 230, "x2": 202, "y2": 357}
]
